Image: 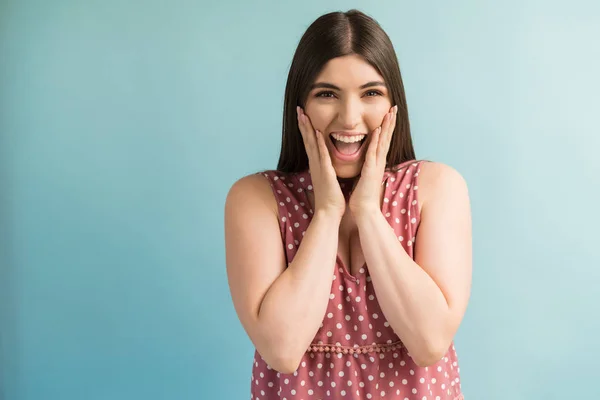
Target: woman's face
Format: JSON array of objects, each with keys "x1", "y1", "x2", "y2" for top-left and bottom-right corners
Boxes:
[{"x1": 304, "y1": 54, "x2": 393, "y2": 179}]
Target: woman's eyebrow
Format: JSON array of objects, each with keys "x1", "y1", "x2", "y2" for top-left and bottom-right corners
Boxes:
[{"x1": 310, "y1": 81, "x2": 387, "y2": 90}]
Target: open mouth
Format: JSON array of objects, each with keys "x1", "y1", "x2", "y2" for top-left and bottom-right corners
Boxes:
[{"x1": 329, "y1": 134, "x2": 368, "y2": 157}]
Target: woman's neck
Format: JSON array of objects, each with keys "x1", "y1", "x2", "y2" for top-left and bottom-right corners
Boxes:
[{"x1": 337, "y1": 176, "x2": 359, "y2": 202}]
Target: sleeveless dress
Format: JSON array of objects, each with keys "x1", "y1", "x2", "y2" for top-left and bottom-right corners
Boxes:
[{"x1": 251, "y1": 159, "x2": 464, "y2": 400}]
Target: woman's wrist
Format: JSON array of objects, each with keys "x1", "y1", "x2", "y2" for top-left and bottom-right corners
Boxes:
[{"x1": 313, "y1": 209, "x2": 343, "y2": 226}]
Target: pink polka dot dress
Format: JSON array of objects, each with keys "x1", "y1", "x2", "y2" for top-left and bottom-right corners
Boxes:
[{"x1": 252, "y1": 160, "x2": 464, "y2": 400}]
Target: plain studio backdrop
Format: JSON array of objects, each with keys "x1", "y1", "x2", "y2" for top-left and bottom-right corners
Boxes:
[{"x1": 1, "y1": 1, "x2": 599, "y2": 399}]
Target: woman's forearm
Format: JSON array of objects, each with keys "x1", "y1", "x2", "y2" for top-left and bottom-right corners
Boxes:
[
  {"x1": 354, "y1": 208, "x2": 451, "y2": 367},
  {"x1": 257, "y1": 211, "x2": 341, "y2": 373}
]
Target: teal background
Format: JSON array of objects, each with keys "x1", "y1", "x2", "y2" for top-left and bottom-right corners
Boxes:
[{"x1": 1, "y1": 1, "x2": 599, "y2": 399}]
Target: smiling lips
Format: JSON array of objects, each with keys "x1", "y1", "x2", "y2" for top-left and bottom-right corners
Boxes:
[{"x1": 329, "y1": 132, "x2": 368, "y2": 161}]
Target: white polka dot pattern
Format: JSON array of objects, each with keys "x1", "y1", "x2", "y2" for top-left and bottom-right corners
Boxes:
[{"x1": 251, "y1": 160, "x2": 463, "y2": 399}]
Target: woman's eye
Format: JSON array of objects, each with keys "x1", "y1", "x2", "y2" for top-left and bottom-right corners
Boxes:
[
  {"x1": 315, "y1": 91, "x2": 335, "y2": 98},
  {"x1": 365, "y1": 90, "x2": 383, "y2": 97},
  {"x1": 314, "y1": 90, "x2": 383, "y2": 99}
]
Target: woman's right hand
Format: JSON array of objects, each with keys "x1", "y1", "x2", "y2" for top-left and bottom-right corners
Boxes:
[{"x1": 297, "y1": 106, "x2": 346, "y2": 221}]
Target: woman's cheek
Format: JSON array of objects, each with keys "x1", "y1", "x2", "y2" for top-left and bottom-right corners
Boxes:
[{"x1": 367, "y1": 115, "x2": 385, "y2": 131}]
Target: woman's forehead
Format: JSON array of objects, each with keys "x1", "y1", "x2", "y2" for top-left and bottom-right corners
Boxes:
[{"x1": 313, "y1": 55, "x2": 385, "y2": 90}]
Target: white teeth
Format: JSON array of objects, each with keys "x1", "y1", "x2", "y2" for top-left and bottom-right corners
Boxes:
[{"x1": 330, "y1": 133, "x2": 366, "y2": 143}]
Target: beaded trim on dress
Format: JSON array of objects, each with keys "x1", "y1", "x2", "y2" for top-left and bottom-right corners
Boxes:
[{"x1": 307, "y1": 340, "x2": 403, "y2": 355}]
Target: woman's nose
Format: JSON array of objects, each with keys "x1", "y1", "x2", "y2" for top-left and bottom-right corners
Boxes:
[{"x1": 337, "y1": 100, "x2": 363, "y2": 129}]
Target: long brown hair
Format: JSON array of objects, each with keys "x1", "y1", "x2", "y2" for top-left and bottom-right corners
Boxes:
[{"x1": 277, "y1": 9, "x2": 416, "y2": 173}]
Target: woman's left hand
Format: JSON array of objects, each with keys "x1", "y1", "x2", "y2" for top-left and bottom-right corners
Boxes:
[{"x1": 348, "y1": 105, "x2": 398, "y2": 217}]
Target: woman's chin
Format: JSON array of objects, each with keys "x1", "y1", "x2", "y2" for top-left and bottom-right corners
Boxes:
[{"x1": 333, "y1": 162, "x2": 363, "y2": 179}]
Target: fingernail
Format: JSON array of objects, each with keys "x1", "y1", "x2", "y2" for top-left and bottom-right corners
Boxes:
[{"x1": 394, "y1": 105, "x2": 398, "y2": 113}]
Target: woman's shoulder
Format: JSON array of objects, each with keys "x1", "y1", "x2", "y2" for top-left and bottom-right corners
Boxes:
[
  {"x1": 415, "y1": 159, "x2": 465, "y2": 180},
  {"x1": 413, "y1": 160, "x2": 469, "y2": 207},
  {"x1": 225, "y1": 171, "x2": 282, "y2": 216}
]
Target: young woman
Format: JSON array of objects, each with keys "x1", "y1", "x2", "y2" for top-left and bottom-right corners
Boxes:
[{"x1": 225, "y1": 9, "x2": 472, "y2": 400}]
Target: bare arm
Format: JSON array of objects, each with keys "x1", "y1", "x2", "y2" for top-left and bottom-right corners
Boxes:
[
  {"x1": 354, "y1": 162, "x2": 472, "y2": 367},
  {"x1": 225, "y1": 174, "x2": 341, "y2": 373}
]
